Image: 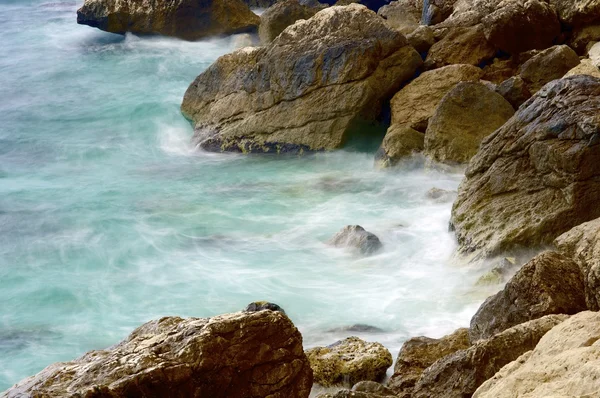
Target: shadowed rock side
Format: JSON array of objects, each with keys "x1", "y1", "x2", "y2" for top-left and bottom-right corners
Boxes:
[
  {"x1": 450, "y1": 75, "x2": 600, "y2": 259},
  {"x1": 77, "y1": 0, "x2": 260, "y2": 40},
  {"x1": 474, "y1": 311, "x2": 600, "y2": 398},
  {"x1": 181, "y1": 4, "x2": 422, "y2": 153},
  {"x1": 412, "y1": 315, "x2": 569, "y2": 398},
  {"x1": 469, "y1": 251, "x2": 586, "y2": 343},
  {"x1": 2, "y1": 311, "x2": 312, "y2": 398},
  {"x1": 259, "y1": 0, "x2": 325, "y2": 44}
]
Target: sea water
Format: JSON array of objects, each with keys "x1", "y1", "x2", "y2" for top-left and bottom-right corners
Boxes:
[{"x1": 0, "y1": 0, "x2": 492, "y2": 391}]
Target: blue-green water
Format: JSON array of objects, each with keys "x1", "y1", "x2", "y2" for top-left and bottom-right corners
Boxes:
[{"x1": 0, "y1": 1, "x2": 488, "y2": 392}]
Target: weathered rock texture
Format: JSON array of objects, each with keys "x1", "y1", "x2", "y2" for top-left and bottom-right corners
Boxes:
[
  {"x1": 424, "y1": 81, "x2": 514, "y2": 164},
  {"x1": 2, "y1": 310, "x2": 313, "y2": 398},
  {"x1": 377, "y1": 0, "x2": 421, "y2": 35},
  {"x1": 77, "y1": 0, "x2": 260, "y2": 40},
  {"x1": 469, "y1": 251, "x2": 586, "y2": 343},
  {"x1": 424, "y1": 24, "x2": 495, "y2": 70},
  {"x1": 375, "y1": 125, "x2": 424, "y2": 167},
  {"x1": 474, "y1": 311, "x2": 600, "y2": 398},
  {"x1": 259, "y1": 0, "x2": 324, "y2": 43},
  {"x1": 496, "y1": 75, "x2": 532, "y2": 108},
  {"x1": 551, "y1": 0, "x2": 600, "y2": 28},
  {"x1": 450, "y1": 75, "x2": 600, "y2": 258},
  {"x1": 387, "y1": 328, "x2": 470, "y2": 395},
  {"x1": 306, "y1": 337, "x2": 392, "y2": 387},
  {"x1": 555, "y1": 217, "x2": 600, "y2": 310},
  {"x1": 518, "y1": 45, "x2": 581, "y2": 93},
  {"x1": 565, "y1": 58, "x2": 600, "y2": 79},
  {"x1": 412, "y1": 315, "x2": 569, "y2": 398},
  {"x1": 181, "y1": 4, "x2": 422, "y2": 153},
  {"x1": 328, "y1": 225, "x2": 383, "y2": 255}
]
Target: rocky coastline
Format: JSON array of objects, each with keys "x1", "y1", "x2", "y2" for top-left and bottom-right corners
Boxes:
[{"x1": 5, "y1": 0, "x2": 600, "y2": 396}]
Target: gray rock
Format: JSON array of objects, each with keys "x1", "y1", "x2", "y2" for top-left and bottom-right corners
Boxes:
[
  {"x1": 244, "y1": 300, "x2": 286, "y2": 313},
  {"x1": 329, "y1": 225, "x2": 383, "y2": 255}
]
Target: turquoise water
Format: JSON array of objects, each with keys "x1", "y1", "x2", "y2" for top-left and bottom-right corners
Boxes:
[{"x1": 0, "y1": 1, "x2": 488, "y2": 392}]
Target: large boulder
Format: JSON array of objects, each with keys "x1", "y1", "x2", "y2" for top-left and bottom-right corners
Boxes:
[
  {"x1": 555, "y1": 217, "x2": 600, "y2": 310},
  {"x1": 550, "y1": 0, "x2": 600, "y2": 28},
  {"x1": 565, "y1": 58, "x2": 600, "y2": 79},
  {"x1": 518, "y1": 45, "x2": 581, "y2": 93},
  {"x1": 328, "y1": 225, "x2": 383, "y2": 255},
  {"x1": 450, "y1": 75, "x2": 600, "y2": 258},
  {"x1": 424, "y1": 81, "x2": 514, "y2": 164},
  {"x1": 306, "y1": 337, "x2": 393, "y2": 387},
  {"x1": 481, "y1": 0, "x2": 560, "y2": 54},
  {"x1": 387, "y1": 328, "x2": 470, "y2": 395},
  {"x1": 469, "y1": 251, "x2": 586, "y2": 343},
  {"x1": 424, "y1": 24, "x2": 496, "y2": 70},
  {"x1": 377, "y1": 0, "x2": 421, "y2": 35},
  {"x1": 412, "y1": 315, "x2": 569, "y2": 398},
  {"x1": 77, "y1": 0, "x2": 260, "y2": 40},
  {"x1": 388, "y1": 64, "x2": 483, "y2": 132},
  {"x1": 2, "y1": 310, "x2": 313, "y2": 398},
  {"x1": 495, "y1": 75, "x2": 532, "y2": 108},
  {"x1": 375, "y1": 125, "x2": 424, "y2": 167},
  {"x1": 259, "y1": 0, "x2": 324, "y2": 43},
  {"x1": 181, "y1": 4, "x2": 422, "y2": 153},
  {"x1": 474, "y1": 311, "x2": 600, "y2": 398}
]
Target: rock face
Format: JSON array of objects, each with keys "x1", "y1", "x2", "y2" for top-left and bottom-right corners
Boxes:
[
  {"x1": 496, "y1": 76, "x2": 532, "y2": 108},
  {"x1": 259, "y1": 0, "x2": 324, "y2": 43},
  {"x1": 181, "y1": 5, "x2": 422, "y2": 153},
  {"x1": 412, "y1": 315, "x2": 569, "y2": 398},
  {"x1": 450, "y1": 75, "x2": 600, "y2": 258},
  {"x1": 306, "y1": 336, "x2": 393, "y2": 387},
  {"x1": 474, "y1": 311, "x2": 600, "y2": 398},
  {"x1": 518, "y1": 45, "x2": 581, "y2": 93},
  {"x1": 328, "y1": 225, "x2": 383, "y2": 255},
  {"x1": 424, "y1": 24, "x2": 496, "y2": 70},
  {"x1": 389, "y1": 64, "x2": 483, "y2": 132},
  {"x1": 424, "y1": 82, "x2": 514, "y2": 164},
  {"x1": 377, "y1": 0, "x2": 421, "y2": 35},
  {"x1": 77, "y1": 0, "x2": 260, "y2": 40},
  {"x1": 387, "y1": 328, "x2": 470, "y2": 395},
  {"x1": 555, "y1": 217, "x2": 600, "y2": 310},
  {"x1": 469, "y1": 251, "x2": 586, "y2": 343},
  {"x1": 375, "y1": 125, "x2": 424, "y2": 167},
  {"x1": 481, "y1": 0, "x2": 560, "y2": 54},
  {"x1": 2, "y1": 310, "x2": 313, "y2": 398},
  {"x1": 551, "y1": 0, "x2": 600, "y2": 28}
]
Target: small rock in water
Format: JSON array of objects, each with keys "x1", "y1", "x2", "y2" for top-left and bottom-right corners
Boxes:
[
  {"x1": 244, "y1": 301, "x2": 286, "y2": 314},
  {"x1": 425, "y1": 187, "x2": 456, "y2": 203},
  {"x1": 327, "y1": 324, "x2": 385, "y2": 333},
  {"x1": 352, "y1": 380, "x2": 396, "y2": 395},
  {"x1": 329, "y1": 225, "x2": 383, "y2": 255}
]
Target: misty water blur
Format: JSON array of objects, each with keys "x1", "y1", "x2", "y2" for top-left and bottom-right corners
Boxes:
[{"x1": 0, "y1": 0, "x2": 497, "y2": 392}]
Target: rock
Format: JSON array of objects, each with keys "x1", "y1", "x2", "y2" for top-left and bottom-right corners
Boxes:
[
  {"x1": 496, "y1": 75, "x2": 532, "y2": 108},
  {"x1": 474, "y1": 311, "x2": 600, "y2": 398},
  {"x1": 181, "y1": 5, "x2": 422, "y2": 153},
  {"x1": 555, "y1": 217, "x2": 600, "y2": 310},
  {"x1": 481, "y1": 0, "x2": 560, "y2": 54},
  {"x1": 353, "y1": 381, "x2": 396, "y2": 395},
  {"x1": 424, "y1": 82, "x2": 514, "y2": 164},
  {"x1": 245, "y1": 0, "x2": 278, "y2": 8},
  {"x1": 565, "y1": 58, "x2": 600, "y2": 79},
  {"x1": 327, "y1": 324, "x2": 386, "y2": 333},
  {"x1": 406, "y1": 25, "x2": 435, "y2": 54},
  {"x1": 259, "y1": 0, "x2": 324, "y2": 43},
  {"x1": 328, "y1": 225, "x2": 383, "y2": 255},
  {"x1": 77, "y1": 0, "x2": 260, "y2": 40},
  {"x1": 244, "y1": 300, "x2": 286, "y2": 313},
  {"x1": 550, "y1": 0, "x2": 600, "y2": 28},
  {"x1": 377, "y1": 0, "x2": 421, "y2": 35},
  {"x1": 375, "y1": 125, "x2": 424, "y2": 167},
  {"x1": 475, "y1": 256, "x2": 518, "y2": 286},
  {"x1": 387, "y1": 328, "x2": 470, "y2": 395},
  {"x1": 388, "y1": 64, "x2": 483, "y2": 132},
  {"x1": 424, "y1": 24, "x2": 496, "y2": 70},
  {"x1": 481, "y1": 57, "x2": 519, "y2": 84},
  {"x1": 589, "y1": 41, "x2": 600, "y2": 67},
  {"x1": 412, "y1": 315, "x2": 569, "y2": 398},
  {"x1": 518, "y1": 45, "x2": 581, "y2": 94},
  {"x1": 450, "y1": 75, "x2": 600, "y2": 258},
  {"x1": 469, "y1": 251, "x2": 586, "y2": 343},
  {"x1": 306, "y1": 337, "x2": 393, "y2": 387},
  {"x1": 570, "y1": 25, "x2": 600, "y2": 54},
  {"x1": 2, "y1": 311, "x2": 312, "y2": 398},
  {"x1": 425, "y1": 187, "x2": 456, "y2": 202}
]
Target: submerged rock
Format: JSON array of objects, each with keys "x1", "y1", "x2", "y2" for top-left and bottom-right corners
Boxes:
[
  {"x1": 469, "y1": 251, "x2": 586, "y2": 343},
  {"x1": 327, "y1": 324, "x2": 386, "y2": 333},
  {"x1": 181, "y1": 4, "x2": 422, "y2": 153},
  {"x1": 2, "y1": 310, "x2": 313, "y2": 398},
  {"x1": 425, "y1": 187, "x2": 456, "y2": 202},
  {"x1": 259, "y1": 0, "x2": 325, "y2": 43},
  {"x1": 424, "y1": 81, "x2": 514, "y2": 164},
  {"x1": 474, "y1": 311, "x2": 600, "y2": 398},
  {"x1": 412, "y1": 315, "x2": 569, "y2": 398},
  {"x1": 450, "y1": 75, "x2": 600, "y2": 258},
  {"x1": 77, "y1": 0, "x2": 260, "y2": 40},
  {"x1": 306, "y1": 336, "x2": 393, "y2": 387},
  {"x1": 244, "y1": 300, "x2": 286, "y2": 313},
  {"x1": 375, "y1": 125, "x2": 424, "y2": 167},
  {"x1": 387, "y1": 328, "x2": 470, "y2": 395},
  {"x1": 328, "y1": 225, "x2": 383, "y2": 255}
]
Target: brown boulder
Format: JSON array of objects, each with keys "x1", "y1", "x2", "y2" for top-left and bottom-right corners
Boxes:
[
  {"x1": 181, "y1": 4, "x2": 422, "y2": 153},
  {"x1": 424, "y1": 24, "x2": 496, "y2": 70},
  {"x1": 469, "y1": 251, "x2": 586, "y2": 343},
  {"x1": 450, "y1": 75, "x2": 600, "y2": 258},
  {"x1": 550, "y1": 0, "x2": 600, "y2": 28},
  {"x1": 77, "y1": 0, "x2": 260, "y2": 40},
  {"x1": 564, "y1": 58, "x2": 600, "y2": 79},
  {"x1": 377, "y1": 0, "x2": 421, "y2": 35},
  {"x1": 412, "y1": 315, "x2": 569, "y2": 398},
  {"x1": 496, "y1": 76, "x2": 532, "y2": 108},
  {"x1": 518, "y1": 45, "x2": 581, "y2": 93},
  {"x1": 375, "y1": 125, "x2": 424, "y2": 167},
  {"x1": 259, "y1": 0, "x2": 324, "y2": 43},
  {"x1": 424, "y1": 81, "x2": 514, "y2": 164},
  {"x1": 2, "y1": 310, "x2": 313, "y2": 398},
  {"x1": 406, "y1": 25, "x2": 435, "y2": 54},
  {"x1": 386, "y1": 328, "x2": 470, "y2": 395}
]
